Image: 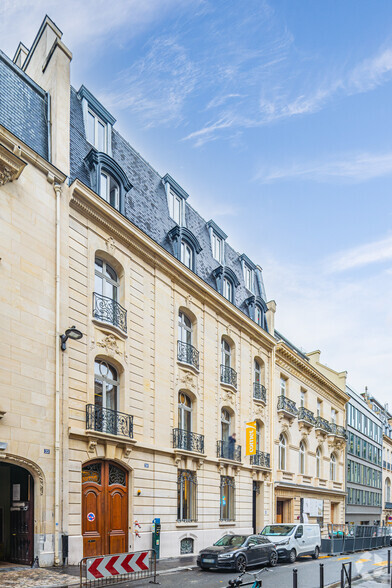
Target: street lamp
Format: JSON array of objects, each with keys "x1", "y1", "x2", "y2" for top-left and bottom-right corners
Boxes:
[{"x1": 60, "y1": 326, "x2": 83, "y2": 351}]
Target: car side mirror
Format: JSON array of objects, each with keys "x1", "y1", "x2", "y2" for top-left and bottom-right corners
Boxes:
[{"x1": 295, "y1": 532, "x2": 303, "y2": 538}]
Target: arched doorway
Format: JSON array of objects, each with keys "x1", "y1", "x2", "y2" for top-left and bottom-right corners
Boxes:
[
  {"x1": 82, "y1": 460, "x2": 128, "y2": 557},
  {"x1": 0, "y1": 463, "x2": 34, "y2": 565}
]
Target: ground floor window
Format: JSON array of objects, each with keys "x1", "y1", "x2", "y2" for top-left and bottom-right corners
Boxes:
[
  {"x1": 220, "y1": 475, "x2": 235, "y2": 521},
  {"x1": 180, "y1": 537, "x2": 194, "y2": 554},
  {"x1": 177, "y1": 470, "x2": 197, "y2": 522}
]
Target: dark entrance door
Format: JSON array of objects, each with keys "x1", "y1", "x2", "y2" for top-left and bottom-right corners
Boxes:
[
  {"x1": 252, "y1": 482, "x2": 259, "y2": 534},
  {"x1": 82, "y1": 461, "x2": 128, "y2": 557},
  {"x1": 276, "y1": 500, "x2": 284, "y2": 524},
  {"x1": 0, "y1": 463, "x2": 34, "y2": 565}
]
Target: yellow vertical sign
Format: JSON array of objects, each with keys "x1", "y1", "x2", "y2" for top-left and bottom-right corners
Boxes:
[{"x1": 246, "y1": 421, "x2": 257, "y2": 456}]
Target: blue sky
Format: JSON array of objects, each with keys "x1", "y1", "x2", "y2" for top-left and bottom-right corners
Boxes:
[{"x1": 2, "y1": 0, "x2": 392, "y2": 404}]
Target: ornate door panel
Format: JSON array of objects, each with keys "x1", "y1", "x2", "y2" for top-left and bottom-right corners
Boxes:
[
  {"x1": 10, "y1": 474, "x2": 34, "y2": 565},
  {"x1": 82, "y1": 461, "x2": 128, "y2": 557}
]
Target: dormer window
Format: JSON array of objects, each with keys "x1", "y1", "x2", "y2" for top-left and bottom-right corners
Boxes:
[
  {"x1": 181, "y1": 240, "x2": 193, "y2": 269},
  {"x1": 255, "y1": 305, "x2": 262, "y2": 326},
  {"x1": 169, "y1": 189, "x2": 183, "y2": 225},
  {"x1": 207, "y1": 220, "x2": 227, "y2": 264},
  {"x1": 244, "y1": 264, "x2": 254, "y2": 292},
  {"x1": 100, "y1": 172, "x2": 119, "y2": 209},
  {"x1": 223, "y1": 277, "x2": 233, "y2": 302},
  {"x1": 87, "y1": 110, "x2": 107, "y2": 152}
]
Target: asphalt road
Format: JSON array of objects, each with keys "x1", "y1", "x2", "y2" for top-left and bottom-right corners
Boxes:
[{"x1": 116, "y1": 546, "x2": 392, "y2": 588}]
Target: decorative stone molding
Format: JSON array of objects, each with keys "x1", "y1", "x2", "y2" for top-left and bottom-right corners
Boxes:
[
  {"x1": 0, "y1": 144, "x2": 27, "y2": 185},
  {"x1": 106, "y1": 236, "x2": 116, "y2": 254},
  {"x1": 0, "y1": 454, "x2": 44, "y2": 495},
  {"x1": 96, "y1": 334, "x2": 122, "y2": 357},
  {"x1": 87, "y1": 439, "x2": 97, "y2": 453},
  {"x1": 177, "y1": 370, "x2": 197, "y2": 392},
  {"x1": 222, "y1": 388, "x2": 235, "y2": 404},
  {"x1": 0, "y1": 410, "x2": 6, "y2": 419}
]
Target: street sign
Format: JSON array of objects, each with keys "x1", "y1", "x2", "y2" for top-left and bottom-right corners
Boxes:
[
  {"x1": 246, "y1": 421, "x2": 256, "y2": 456},
  {"x1": 86, "y1": 552, "x2": 149, "y2": 579}
]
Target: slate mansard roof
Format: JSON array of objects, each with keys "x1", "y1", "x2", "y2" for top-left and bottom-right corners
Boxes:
[
  {"x1": 69, "y1": 86, "x2": 269, "y2": 328},
  {"x1": 0, "y1": 50, "x2": 48, "y2": 160}
]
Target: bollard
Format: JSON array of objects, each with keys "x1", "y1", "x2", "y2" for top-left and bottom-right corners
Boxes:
[
  {"x1": 388, "y1": 549, "x2": 391, "y2": 574},
  {"x1": 293, "y1": 567, "x2": 298, "y2": 588},
  {"x1": 319, "y1": 562, "x2": 324, "y2": 588}
]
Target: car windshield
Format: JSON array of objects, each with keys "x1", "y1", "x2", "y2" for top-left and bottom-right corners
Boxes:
[
  {"x1": 261, "y1": 525, "x2": 295, "y2": 536},
  {"x1": 214, "y1": 535, "x2": 247, "y2": 547}
]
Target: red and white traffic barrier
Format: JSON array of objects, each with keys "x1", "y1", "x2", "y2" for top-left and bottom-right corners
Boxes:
[{"x1": 86, "y1": 551, "x2": 149, "y2": 580}]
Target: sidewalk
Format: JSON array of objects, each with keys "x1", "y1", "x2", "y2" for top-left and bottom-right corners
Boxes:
[{"x1": 0, "y1": 555, "x2": 198, "y2": 587}]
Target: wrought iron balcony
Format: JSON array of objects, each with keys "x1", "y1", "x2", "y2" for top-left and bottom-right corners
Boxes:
[
  {"x1": 220, "y1": 365, "x2": 237, "y2": 388},
  {"x1": 328, "y1": 423, "x2": 346, "y2": 438},
  {"x1": 217, "y1": 440, "x2": 241, "y2": 462},
  {"x1": 385, "y1": 501, "x2": 392, "y2": 510},
  {"x1": 250, "y1": 451, "x2": 270, "y2": 468},
  {"x1": 173, "y1": 428, "x2": 204, "y2": 454},
  {"x1": 277, "y1": 395, "x2": 298, "y2": 417},
  {"x1": 86, "y1": 404, "x2": 133, "y2": 438},
  {"x1": 253, "y1": 383, "x2": 266, "y2": 403},
  {"x1": 93, "y1": 292, "x2": 127, "y2": 333},
  {"x1": 298, "y1": 407, "x2": 316, "y2": 426},
  {"x1": 315, "y1": 416, "x2": 331, "y2": 433},
  {"x1": 177, "y1": 341, "x2": 199, "y2": 370}
]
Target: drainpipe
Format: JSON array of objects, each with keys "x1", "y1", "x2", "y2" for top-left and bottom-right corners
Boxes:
[
  {"x1": 46, "y1": 92, "x2": 52, "y2": 164},
  {"x1": 54, "y1": 183, "x2": 62, "y2": 565}
]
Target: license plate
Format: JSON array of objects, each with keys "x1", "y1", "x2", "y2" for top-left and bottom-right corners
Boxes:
[{"x1": 203, "y1": 558, "x2": 215, "y2": 563}]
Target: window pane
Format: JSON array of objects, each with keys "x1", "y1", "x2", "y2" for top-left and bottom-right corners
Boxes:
[
  {"x1": 100, "y1": 173, "x2": 108, "y2": 201},
  {"x1": 97, "y1": 120, "x2": 106, "y2": 151},
  {"x1": 109, "y1": 177, "x2": 119, "y2": 210},
  {"x1": 173, "y1": 195, "x2": 181, "y2": 224}
]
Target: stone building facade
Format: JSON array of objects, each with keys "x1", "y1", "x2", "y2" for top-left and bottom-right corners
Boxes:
[{"x1": 0, "y1": 16, "x2": 350, "y2": 566}]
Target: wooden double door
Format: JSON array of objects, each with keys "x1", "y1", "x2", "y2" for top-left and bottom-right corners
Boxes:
[{"x1": 82, "y1": 460, "x2": 128, "y2": 557}]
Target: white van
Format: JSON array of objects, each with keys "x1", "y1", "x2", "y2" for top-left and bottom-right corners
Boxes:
[{"x1": 260, "y1": 524, "x2": 321, "y2": 563}]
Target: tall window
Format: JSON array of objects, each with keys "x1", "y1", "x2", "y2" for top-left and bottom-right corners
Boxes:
[
  {"x1": 331, "y1": 409, "x2": 336, "y2": 424},
  {"x1": 100, "y1": 172, "x2": 119, "y2": 210},
  {"x1": 95, "y1": 258, "x2": 119, "y2": 301},
  {"x1": 300, "y1": 390, "x2": 306, "y2": 408},
  {"x1": 299, "y1": 442, "x2": 305, "y2": 474},
  {"x1": 220, "y1": 476, "x2": 235, "y2": 521},
  {"x1": 178, "y1": 392, "x2": 192, "y2": 432},
  {"x1": 279, "y1": 434, "x2": 286, "y2": 470},
  {"x1": 255, "y1": 305, "x2": 263, "y2": 326},
  {"x1": 244, "y1": 265, "x2": 254, "y2": 292},
  {"x1": 254, "y1": 360, "x2": 261, "y2": 384},
  {"x1": 169, "y1": 190, "x2": 182, "y2": 225},
  {"x1": 221, "y1": 409, "x2": 231, "y2": 441},
  {"x1": 212, "y1": 232, "x2": 223, "y2": 263},
  {"x1": 87, "y1": 109, "x2": 107, "y2": 152},
  {"x1": 177, "y1": 470, "x2": 197, "y2": 522},
  {"x1": 280, "y1": 376, "x2": 286, "y2": 396},
  {"x1": 316, "y1": 448, "x2": 321, "y2": 478},
  {"x1": 181, "y1": 241, "x2": 193, "y2": 269},
  {"x1": 223, "y1": 277, "x2": 233, "y2": 302},
  {"x1": 178, "y1": 312, "x2": 192, "y2": 345},
  {"x1": 330, "y1": 453, "x2": 336, "y2": 481},
  {"x1": 317, "y1": 400, "x2": 322, "y2": 418},
  {"x1": 385, "y1": 478, "x2": 391, "y2": 502},
  {"x1": 94, "y1": 360, "x2": 118, "y2": 416},
  {"x1": 221, "y1": 339, "x2": 231, "y2": 368},
  {"x1": 256, "y1": 422, "x2": 261, "y2": 453}
]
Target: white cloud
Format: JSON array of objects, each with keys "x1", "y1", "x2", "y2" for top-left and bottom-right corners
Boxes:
[
  {"x1": 326, "y1": 235, "x2": 392, "y2": 273},
  {"x1": 255, "y1": 151, "x2": 392, "y2": 183}
]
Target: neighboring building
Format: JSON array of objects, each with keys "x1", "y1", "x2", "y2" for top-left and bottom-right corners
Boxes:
[
  {"x1": 273, "y1": 342, "x2": 348, "y2": 527},
  {"x1": 345, "y1": 388, "x2": 383, "y2": 525},
  {"x1": 362, "y1": 394, "x2": 392, "y2": 526},
  {"x1": 0, "y1": 16, "x2": 351, "y2": 567}
]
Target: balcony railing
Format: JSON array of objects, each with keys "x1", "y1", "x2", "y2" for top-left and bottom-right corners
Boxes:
[
  {"x1": 315, "y1": 416, "x2": 331, "y2": 433},
  {"x1": 173, "y1": 428, "x2": 204, "y2": 454},
  {"x1": 177, "y1": 341, "x2": 199, "y2": 370},
  {"x1": 298, "y1": 406, "x2": 316, "y2": 426},
  {"x1": 329, "y1": 423, "x2": 346, "y2": 438},
  {"x1": 93, "y1": 292, "x2": 127, "y2": 333},
  {"x1": 277, "y1": 395, "x2": 298, "y2": 417},
  {"x1": 250, "y1": 451, "x2": 270, "y2": 468},
  {"x1": 253, "y1": 383, "x2": 266, "y2": 403},
  {"x1": 385, "y1": 501, "x2": 392, "y2": 510},
  {"x1": 86, "y1": 404, "x2": 133, "y2": 438},
  {"x1": 217, "y1": 440, "x2": 241, "y2": 462},
  {"x1": 220, "y1": 365, "x2": 237, "y2": 389}
]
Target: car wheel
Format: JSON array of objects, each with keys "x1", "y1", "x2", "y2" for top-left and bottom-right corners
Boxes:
[
  {"x1": 269, "y1": 551, "x2": 278, "y2": 567},
  {"x1": 288, "y1": 549, "x2": 296, "y2": 564},
  {"x1": 312, "y1": 546, "x2": 320, "y2": 560},
  {"x1": 235, "y1": 554, "x2": 247, "y2": 572}
]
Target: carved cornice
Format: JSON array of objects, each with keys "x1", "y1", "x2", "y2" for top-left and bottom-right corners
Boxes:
[
  {"x1": 0, "y1": 143, "x2": 27, "y2": 185},
  {"x1": 276, "y1": 343, "x2": 349, "y2": 407}
]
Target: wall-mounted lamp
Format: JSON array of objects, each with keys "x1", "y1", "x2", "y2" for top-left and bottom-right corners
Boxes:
[{"x1": 60, "y1": 326, "x2": 83, "y2": 351}]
